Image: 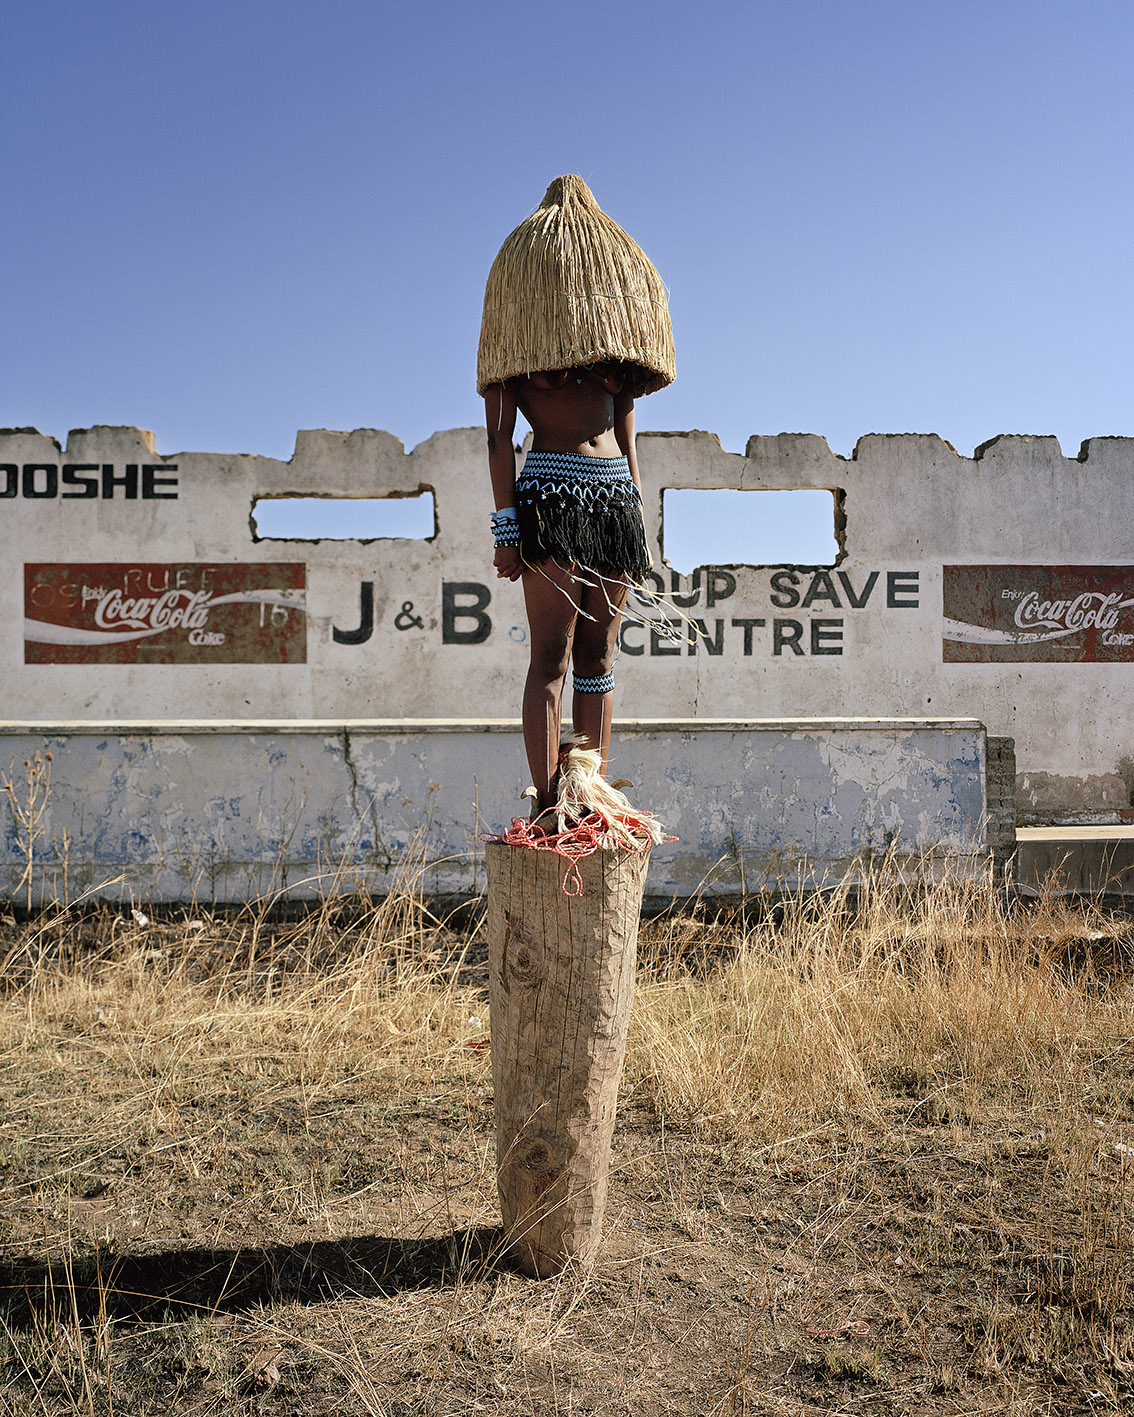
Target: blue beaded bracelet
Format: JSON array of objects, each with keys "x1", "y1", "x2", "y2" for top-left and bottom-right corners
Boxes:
[{"x1": 491, "y1": 506, "x2": 520, "y2": 548}]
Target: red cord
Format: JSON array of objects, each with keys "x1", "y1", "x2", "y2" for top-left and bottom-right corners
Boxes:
[
  {"x1": 486, "y1": 813, "x2": 673, "y2": 895},
  {"x1": 805, "y1": 1319, "x2": 870, "y2": 1338}
]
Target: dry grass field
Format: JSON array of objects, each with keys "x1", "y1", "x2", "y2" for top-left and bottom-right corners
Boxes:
[{"x1": 1, "y1": 848, "x2": 1133, "y2": 1416}]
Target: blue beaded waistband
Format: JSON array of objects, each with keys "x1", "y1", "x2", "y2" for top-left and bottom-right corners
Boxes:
[{"x1": 516, "y1": 451, "x2": 639, "y2": 502}]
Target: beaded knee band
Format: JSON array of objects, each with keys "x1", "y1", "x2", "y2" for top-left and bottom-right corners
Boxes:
[{"x1": 573, "y1": 672, "x2": 615, "y2": 695}]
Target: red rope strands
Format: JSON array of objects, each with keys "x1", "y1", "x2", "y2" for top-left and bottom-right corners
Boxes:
[
  {"x1": 489, "y1": 813, "x2": 673, "y2": 895},
  {"x1": 805, "y1": 1319, "x2": 871, "y2": 1339}
]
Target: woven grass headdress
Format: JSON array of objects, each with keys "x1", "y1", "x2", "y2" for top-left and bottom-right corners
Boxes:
[{"x1": 477, "y1": 175, "x2": 674, "y2": 396}]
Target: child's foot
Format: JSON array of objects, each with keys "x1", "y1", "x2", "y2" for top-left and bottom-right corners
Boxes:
[{"x1": 522, "y1": 786, "x2": 559, "y2": 838}]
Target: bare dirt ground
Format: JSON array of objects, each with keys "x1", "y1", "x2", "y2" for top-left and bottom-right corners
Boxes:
[{"x1": 2, "y1": 880, "x2": 1133, "y2": 1416}]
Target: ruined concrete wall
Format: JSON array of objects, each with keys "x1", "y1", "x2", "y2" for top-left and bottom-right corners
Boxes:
[{"x1": 3, "y1": 424, "x2": 1131, "y2": 823}]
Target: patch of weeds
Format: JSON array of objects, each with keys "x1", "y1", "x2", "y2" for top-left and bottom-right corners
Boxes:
[
  {"x1": 929, "y1": 1360, "x2": 962, "y2": 1391},
  {"x1": 167, "y1": 1315, "x2": 245, "y2": 1397},
  {"x1": 814, "y1": 1342, "x2": 883, "y2": 1383},
  {"x1": 968, "y1": 1298, "x2": 1038, "y2": 1375}
]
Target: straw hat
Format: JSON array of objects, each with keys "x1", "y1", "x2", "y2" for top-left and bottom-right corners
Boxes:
[{"x1": 477, "y1": 175, "x2": 674, "y2": 396}]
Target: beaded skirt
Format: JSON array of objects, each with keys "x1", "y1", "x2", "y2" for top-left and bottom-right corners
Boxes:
[{"x1": 514, "y1": 451, "x2": 651, "y2": 579}]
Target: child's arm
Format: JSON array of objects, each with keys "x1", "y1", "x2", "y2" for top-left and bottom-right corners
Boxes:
[
  {"x1": 614, "y1": 387, "x2": 651, "y2": 569},
  {"x1": 485, "y1": 382, "x2": 524, "y2": 581},
  {"x1": 486, "y1": 381, "x2": 518, "y2": 505},
  {"x1": 613, "y1": 389, "x2": 640, "y2": 493}
]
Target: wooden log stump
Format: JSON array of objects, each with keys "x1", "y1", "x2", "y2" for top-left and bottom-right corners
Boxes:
[{"x1": 485, "y1": 842, "x2": 649, "y2": 1278}]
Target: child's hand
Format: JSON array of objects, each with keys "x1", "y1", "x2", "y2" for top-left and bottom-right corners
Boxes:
[{"x1": 494, "y1": 546, "x2": 524, "y2": 581}]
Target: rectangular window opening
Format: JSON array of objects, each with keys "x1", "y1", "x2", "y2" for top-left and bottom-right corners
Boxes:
[
  {"x1": 662, "y1": 489, "x2": 841, "y2": 572},
  {"x1": 251, "y1": 493, "x2": 435, "y2": 542}
]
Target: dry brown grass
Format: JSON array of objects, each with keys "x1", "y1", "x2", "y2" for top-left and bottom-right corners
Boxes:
[
  {"x1": 2, "y1": 849, "x2": 1133, "y2": 1415},
  {"x1": 630, "y1": 865, "x2": 1132, "y2": 1144}
]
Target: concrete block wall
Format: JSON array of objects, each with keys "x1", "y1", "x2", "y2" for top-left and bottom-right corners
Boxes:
[{"x1": 985, "y1": 736, "x2": 1018, "y2": 883}]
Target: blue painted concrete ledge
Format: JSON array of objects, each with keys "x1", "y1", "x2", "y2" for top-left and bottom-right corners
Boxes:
[{"x1": 0, "y1": 718, "x2": 991, "y2": 906}]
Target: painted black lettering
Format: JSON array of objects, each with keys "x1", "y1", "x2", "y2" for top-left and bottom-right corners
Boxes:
[
  {"x1": 706, "y1": 567, "x2": 737, "y2": 607},
  {"x1": 810, "y1": 618, "x2": 844, "y2": 655},
  {"x1": 22, "y1": 464, "x2": 58, "y2": 498},
  {"x1": 619, "y1": 623, "x2": 644, "y2": 655},
  {"x1": 770, "y1": 569, "x2": 801, "y2": 608},
  {"x1": 800, "y1": 570, "x2": 841, "y2": 609},
  {"x1": 102, "y1": 463, "x2": 138, "y2": 499},
  {"x1": 333, "y1": 581, "x2": 374, "y2": 645},
  {"x1": 669, "y1": 569, "x2": 701, "y2": 608},
  {"x1": 142, "y1": 463, "x2": 179, "y2": 499},
  {"x1": 773, "y1": 619, "x2": 805, "y2": 655},
  {"x1": 687, "y1": 618, "x2": 725, "y2": 655},
  {"x1": 837, "y1": 569, "x2": 878, "y2": 608},
  {"x1": 62, "y1": 464, "x2": 100, "y2": 498},
  {"x1": 650, "y1": 625, "x2": 681, "y2": 655},
  {"x1": 731, "y1": 617, "x2": 766, "y2": 655},
  {"x1": 887, "y1": 570, "x2": 920, "y2": 608},
  {"x1": 442, "y1": 581, "x2": 491, "y2": 644},
  {"x1": 0, "y1": 465, "x2": 16, "y2": 498}
]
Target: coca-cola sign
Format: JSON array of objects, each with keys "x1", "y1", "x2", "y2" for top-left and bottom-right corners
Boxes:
[
  {"x1": 943, "y1": 565, "x2": 1134, "y2": 662},
  {"x1": 25, "y1": 563, "x2": 306, "y2": 664}
]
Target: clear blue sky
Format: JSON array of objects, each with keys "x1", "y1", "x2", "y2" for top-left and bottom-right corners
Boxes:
[{"x1": 4, "y1": 0, "x2": 1132, "y2": 557}]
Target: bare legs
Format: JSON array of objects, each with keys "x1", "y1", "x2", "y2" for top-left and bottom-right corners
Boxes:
[
  {"x1": 521, "y1": 562, "x2": 628, "y2": 815},
  {"x1": 571, "y1": 571, "x2": 627, "y2": 770},
  {"x1": 520, "y1": 561, "x2": 575, "y2": 813}
]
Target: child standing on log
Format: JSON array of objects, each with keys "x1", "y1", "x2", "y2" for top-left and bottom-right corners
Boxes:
[{"x1": 478, "y1": 177, "x2": 674, "y2": 825}]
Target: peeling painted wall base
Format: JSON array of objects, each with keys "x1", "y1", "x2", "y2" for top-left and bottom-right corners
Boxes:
[
  {"x1": 0, "y1": 719, "x2": 992, "y2": 906},
  {"x1": 1016, "y1": 771, "x2": 1133, "y2": 826}
]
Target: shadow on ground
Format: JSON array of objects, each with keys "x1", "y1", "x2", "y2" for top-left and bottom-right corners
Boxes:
[{"x1": 0, "y1": 1227, "x2": 504, "y2": 1327}]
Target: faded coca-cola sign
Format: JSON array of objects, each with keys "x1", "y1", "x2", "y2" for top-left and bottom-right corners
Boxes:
[
  {"x1": 25, "y1": 563, "x2": 306, "y2": 664},
  {"x1": 943, "y1": 565, "x2": 1134, "y2": 662},
  {"x1": 93, "y1": 587, "x2": 213, "y2": 633}
]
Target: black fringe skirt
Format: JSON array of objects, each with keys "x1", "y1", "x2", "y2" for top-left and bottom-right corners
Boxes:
[{"x1": 515, "y1": 451, "x2": 651, "y2": 580}]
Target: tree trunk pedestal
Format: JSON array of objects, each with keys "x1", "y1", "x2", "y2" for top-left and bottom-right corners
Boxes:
[{"x1": 485, "y1": 842, "x2": 649, "y2": 1278}]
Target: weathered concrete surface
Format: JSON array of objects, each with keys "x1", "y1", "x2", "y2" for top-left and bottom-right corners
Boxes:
[
  {"x1": 4, "y1": 424, "x2": 1131, "y2": 822},
  {"x1": 1016, "y1": 771, "x2": 1130, "y2": 826},
  {"x1": 1016, "y1": 825, "x2": 1134, "y2": 897},
  {"x1": 0, "y1": 718, "x2": 989, "y2": 905}
]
